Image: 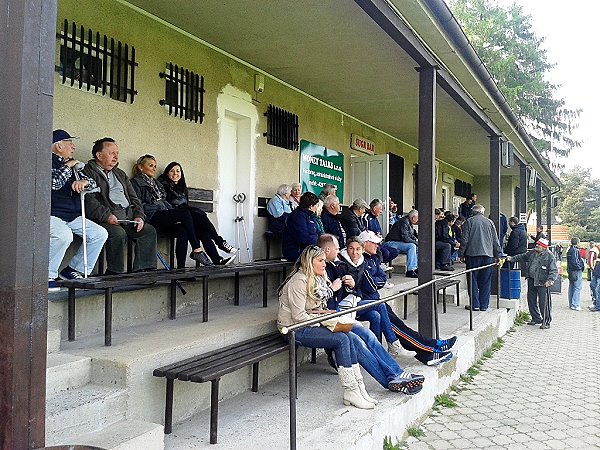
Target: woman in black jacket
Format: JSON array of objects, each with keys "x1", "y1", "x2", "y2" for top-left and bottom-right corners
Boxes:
[
  {"x1": 131, "y1": 155, "x2": 213, "y2": 268},
  {"x1": 157, "y1": 161, "x2": 236, "y2": 265}
]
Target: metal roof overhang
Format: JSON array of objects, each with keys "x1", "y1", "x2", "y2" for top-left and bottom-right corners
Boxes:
[{"x1": 122, "y1": 0, "x2": 558, "y2": 187}]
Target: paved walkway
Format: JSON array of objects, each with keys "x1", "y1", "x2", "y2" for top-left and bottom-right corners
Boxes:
[{"x1": 404, "y1": 281, "x2": 600, "y2": 449}]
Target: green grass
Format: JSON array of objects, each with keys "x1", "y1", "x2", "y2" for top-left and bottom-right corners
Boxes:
[
  {"x1": 514, "y1": 310, "x2": 531, "y2": 326},
  {"x1": 406, "y1": 427, "x2": 425, "y2": 438},
  {"x1": 383, "y1": 435, "x2": 402, "y2": 449},
  {"x1": 434, "y1": 394, "x2": 457, "y2": 408}
]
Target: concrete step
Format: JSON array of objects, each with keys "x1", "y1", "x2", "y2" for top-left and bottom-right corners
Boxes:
[
  {"x1": 46, "y1": 384, "x2": 127, "y2": 446},
  {"x1": 46, "y1": 352, "x2": 92, "y2": 395},
  {"x1": 69, "y1": 419, "x2": 164, "y2": 450},
  {"x1": 47, "y1": 328, "x2": 61, "y2": 353}
]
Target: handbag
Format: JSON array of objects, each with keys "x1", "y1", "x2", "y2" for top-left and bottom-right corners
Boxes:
[{"x1": 320, "y1": 315, "x2": 356, "y2": 333}]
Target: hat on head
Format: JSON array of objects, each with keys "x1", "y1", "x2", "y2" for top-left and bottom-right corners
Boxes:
[
  {"x1": 358, "y1": 230, "x2": 382, "y2": 244},
  {"x1": 536, "y1": 238, "x2": 549, "y2": 249},
  {"x1": 52, "y1": 129, "x2": 79, "y2": 143}
]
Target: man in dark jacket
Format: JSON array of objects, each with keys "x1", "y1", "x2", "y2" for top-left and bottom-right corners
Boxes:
[
  {"x1": 508, "y1": 238, "x2": 557, "y2": 329},
  {"x1": 49, "y1": 130, "x2": 108, "y2": 288},
  {"x1": 382, "y1": 210, "x2": 419, "y2": 277},
  {"x1": 83, "y1": 137, "x2": 157, "y2": 274},
  {"x1": 459, "y1": 193, "x2": 477, "y2": 219},
  {"x1": 504, "y1": 217, "x2": 527, "y2": 268},
  {"x1": 339, "y1": 198, "x2": 368, "y2": 239},
  {"x1": 320, "y1": 195, "x2": 346, "y2": 248},
  {"x1": 365, "y1": 198, "x2": 399, "y2": 265},
  {"x1": 566, "y1": 237, "x2": 585, "y2": 310}
]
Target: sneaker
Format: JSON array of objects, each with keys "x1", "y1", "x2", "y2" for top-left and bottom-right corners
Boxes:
[
  {"x1": 440, "y1": 264, "x2": 455, "y2": 272},
  {"x1": 539, "y1": 324, "x2": 551, "y2": 329},
  {"x1": 590, "y1": 307, "x2": 600, "y2": 312},
  {"x1": 190, "y1": 251, "x2": 214, "y2": 266},
  {"x1": 527, "y1": 320, "x2": 542, "y2": 325},
  {"x1": 48, "y1": 279, "x2": 60, "y2": 292},
  {"x1": 218, "y1": 257, "x2": 235, "y2": 266},
  {"x1": 218, "y1": 241, "x2": 237, "y2": 254},
  {"x1": 574, "y1": 306, "x2": 582, "y2": 311},
  {"x1": 383, "y1": 282, "x2": 395, "y2": 289},
  {"x1": 436, "y1": 336, "x2": 457, "y2": 352},
  {"x1": 387, "y1": 340, "x2": 404, "y2": 356},
  {"x1": 465, "y1": 305, "x2": 479, "y2": 311},
  {"x1": 426, "y1": 351, "x2": 453, "y2": 366},
  {"x1": 388, "y1": 373, "x2": 424, "y2": 394},
  {"x1": 380, "y1": 263, "x2": 388, "y2": 270},
  {"x1": 58, "y1": 266, "x2": 84, "y2": 280},
  {"x1": 588, "y1": 304, "x2": 598, "y2": 311},
  {"x1": 405, "y1": 270, "x2": 418, "y2": 278}
]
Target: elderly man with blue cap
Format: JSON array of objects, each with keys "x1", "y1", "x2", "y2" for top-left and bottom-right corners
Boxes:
[{"x1": 49, "y1": 130, "x2": 108, "y2": 290}]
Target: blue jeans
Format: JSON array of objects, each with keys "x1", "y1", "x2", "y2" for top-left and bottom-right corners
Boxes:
[
  {"x1": 49, "y1": 215, "x2": 108, "y2": 278},
  {"x1": 465, "y1": 256, "x2": 494, "y2": 310},
  {"x1": 356, "y1": 300, "x2": 397, "y2": 345},
  {"x1": 591, "y1": 274, "x2": 598, "y2": 303},
  {"x1": 568, "y1": 271, "x2": 583, "y2": 308},
  {"x1": 293, "y1": 326, "x2": 357, "y2": 368},
  {"x1": 382, "y1": 241, "x2": 417, "y2": 271},
  {"x1": 349, "y1": 325, "x2": 403, "y2": 388},
  {"x1": 594, "y1": 275, "x2": 600, "y2": 309}
]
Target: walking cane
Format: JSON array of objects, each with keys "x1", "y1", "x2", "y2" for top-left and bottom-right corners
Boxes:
[
  {"x1": 73, "y1": 164, "x2": 99, "y2": 278},
  {"x1": 233, "y1": 193, "x2": 252, "y2": 262}
]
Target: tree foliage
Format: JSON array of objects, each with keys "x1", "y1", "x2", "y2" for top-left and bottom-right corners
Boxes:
[
  {"x1": 447, "y1": 0, "x2": 581, "y2": 170},
  {"x1": 555, "y1": 167, "x2": 600, "y2": 241}
]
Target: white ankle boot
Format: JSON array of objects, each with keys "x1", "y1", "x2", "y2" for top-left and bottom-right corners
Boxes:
[
  {"x1": 388, "y1": 339, "x2": 404, "y2": 356},
  {"x1": 338, "y1": 367, "x2": 375, "y2": 409},
  {"x1": 352, "y1": 364, "x2": 378, "y2": 405}
]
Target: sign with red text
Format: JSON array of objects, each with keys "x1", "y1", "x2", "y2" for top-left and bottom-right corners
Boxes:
[{"x1": 350, "y1": 134, "x2": 375, "y2": 155}]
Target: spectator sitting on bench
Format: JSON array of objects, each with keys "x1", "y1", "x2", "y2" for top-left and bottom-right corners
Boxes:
[
  {"x1": 266, "y1": 183, "x2": 292, "y2": 237},
  {"x1": 357, "y1": 231, "x2": 456, "y2": 366},
  {"x1": 318, "y1": 183, "x2": 337, "y2": 202},
  {"x1": 365, "y1": 198, "x2": 399, "y2": 267},
  {"x1": 83, "y1": 138, "x2": 157, "y2": 275},
  {"x1": 157, "y1": 162, "x2": 237, "y2": 265},
  {"x1": 277, "y1": 245, "x2": 425, "y2": 408},
  {"x1": 282, "y1": 192, "x2": 321, "y2": 262},
  {"x1": 339, "y1": 198, "x2": 368, "y2": 240},
  {"x1": 382, "y1": 209, "x2": 419, "y2": 278},
  {"x1": 434, "y1": 210, "x2": 456, "y2": 271},
  {"x1": 289, "y1": 182, "x2": 301, "y2": 210},
  {"x1": 321, "y1": 195, "x2": 346, "y2": 248},
  {"x1": 49, "y1": 129, "x2": 108, "y2": 289},
  {"x1": 131, "y1": 155, "x2": 215, "y2": 267}
]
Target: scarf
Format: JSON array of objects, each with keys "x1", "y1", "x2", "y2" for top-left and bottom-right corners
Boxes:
[{"x1": 140, "y1": 173, "x2": 165, "y2": 203}]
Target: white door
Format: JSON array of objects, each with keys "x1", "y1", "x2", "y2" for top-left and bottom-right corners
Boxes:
[
  {"x1": 218, "y1": 115, "x2": 254, "y2": 262},
  {"x1": 351, "y1": 154, "x2": 389, "y2": 235}
]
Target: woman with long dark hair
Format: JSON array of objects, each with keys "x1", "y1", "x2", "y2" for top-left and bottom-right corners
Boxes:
[
  {"x1": 131, "y1": 155, "x2": 213, "y2": 268},
  {"x1": 157, "y1": 161, "x2": 236, "y2": 265}
]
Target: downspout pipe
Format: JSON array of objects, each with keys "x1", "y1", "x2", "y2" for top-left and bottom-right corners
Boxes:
[{"x1": 423, "y1": 0, "x2": 561, "y2": 187}]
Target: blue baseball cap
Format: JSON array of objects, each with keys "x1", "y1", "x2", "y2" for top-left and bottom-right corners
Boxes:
[{"x1": 52, "y1": 129, "x2": 79, "y2": 143}]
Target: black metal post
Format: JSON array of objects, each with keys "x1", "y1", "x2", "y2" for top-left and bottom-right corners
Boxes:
[
  {"x1": 202, "y1": 276, "x2": 209, "y2": 322},
  {"x1": 170, "y1": 280, "x2": 177, "y2": 319},
  {"x1": 519, "y1": 163, "x2": 528, "y2": 217},
  {"x1": 490, "y1": 136, "x2": 501, "y2": 296},
  {"x1": 68, "y1": 287, "x2": 76, "y2": 341},
  {"x1": 288, "y1": 331, "x2": 297, "y2": 450},
  {"x1": 536, "y1": 178, "x2": 542, "y2": 231},
  {"x1": 469, "y1": 272, "x2": 473, "y2": 331},
  {"x1": 545, "y1": 186, "x2": 552, "y2": 244},
  {"x1": 165, "y1": 378, "x2": 174, "y2": 434},
  {"x1": 263, "y1": 269, "x2": 268, "y2": 307},
  {"x1": 234, "y1": 272, "x2": 240, "y2": 305},
  {"x1": 105, "y1": 287, "x2": 113, "y2": 346},
  {"x1": 417, "y1": 64, "x2": 437, "y2": 339}
]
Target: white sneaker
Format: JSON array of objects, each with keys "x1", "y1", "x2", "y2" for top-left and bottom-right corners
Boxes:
[
  {"x1": 388, "y1": 340, "x2": 404, "y2": 356},
  {"x1": 384, "y1": 282, "x2": 395, "y2": 289},
  {"x1": 574, "y1": 306, "x2": 582, "y2": 311}
]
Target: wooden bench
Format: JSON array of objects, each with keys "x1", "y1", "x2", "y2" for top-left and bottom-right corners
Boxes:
[
  {"x1": 57, "y1": 260, "x2": 293, "y2": 346},
  {"x1": 153, "y1": 331, "x2": 289, "y2": 444}
]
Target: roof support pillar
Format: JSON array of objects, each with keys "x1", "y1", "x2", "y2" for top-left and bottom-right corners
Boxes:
[
  {"x1": 545, "y1": 186, "x2": 552, "y2": 244},
  {"x1": 489, "y1": 136, "x2": 501, "y2": 235},
  {"x1": 519, "y1": 163, "x2": 528, "y2": 217},
  {"x1": 417, "y1": 65, "x2": 437, "y2": 339},
  {"x1": 0, "y1": 0, "x2": 56, "y2": 448},
  {"x1": 536, "y1": 178, "x2": 543, "y2": 230}
]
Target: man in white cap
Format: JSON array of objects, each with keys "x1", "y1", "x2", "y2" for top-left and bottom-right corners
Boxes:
[{"x1": 507, "y1": 237, "x2": 557, "y2": 329}]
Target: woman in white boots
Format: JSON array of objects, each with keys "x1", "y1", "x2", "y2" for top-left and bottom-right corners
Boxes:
[{"x1": 277, "y1": 245, "x2": 423, "y2": 409}]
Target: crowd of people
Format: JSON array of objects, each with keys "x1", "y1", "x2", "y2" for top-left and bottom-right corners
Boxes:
[{"x1": 49, "y1": 130, "x2": 237, "y2": 290}]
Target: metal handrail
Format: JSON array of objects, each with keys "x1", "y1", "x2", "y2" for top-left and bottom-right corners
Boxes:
[{"x1": 284, "y1": 261, "x2": 501, "y2": 449}]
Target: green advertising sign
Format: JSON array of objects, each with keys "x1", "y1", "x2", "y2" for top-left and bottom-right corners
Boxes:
[{"x1": 299, "y1": 140, "x2": 344, "y2": 202}]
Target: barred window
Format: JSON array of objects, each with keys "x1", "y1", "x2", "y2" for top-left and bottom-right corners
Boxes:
[
  {"x1": 159, "y1": 63, "x2": 205, "y2": 123},
  {"x1": 56, "y1": 20, "x2": 137, "y2": 103},
  {"x1": 264, "y1": 105, "x2": 299, "y2": 151}
]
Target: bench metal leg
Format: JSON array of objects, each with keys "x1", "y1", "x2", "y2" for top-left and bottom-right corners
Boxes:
[
  {"x1": 127, "y1": 239, "x2": 134, "y2": 273},
  {"x1": 310, "y1": 348, "x2": 316, "y2": 363},
  {"x1": 403, "y1": 294, "x2": 408, "y2": 319},
  {"x1": 252, "y1": 362, "x2": 259, "y2": 392},
  {"x1": 456, "y1": 283, "x2": 460, "y2": 306},
  {"x1": 169, "y1": 280, "x2": 177, "y2": 320},
  {"x1": 202, "y1": 276, "x2": 209, "y2": 322},
  {"x1": 433, "y1": 288, "x2": 439, "y2": 341},
  {"x1": 234, "y1": 272, "x2": 240, "y2": 306},
  {"x1": 105, "y1": 287, "x2": 113, "y2": 346},
  {"x1": 210, "y1": 378, "x2": 220, "y2": 444},
  {"x1": 262, "y1": 269, "x2": 268, "y2": 307},
  {"x1": 443, "y1": 288, "x2": 447, "y2": 313},
  {"x1": 266, "y1": 235, "x2": 271, "y2": 260},
  {"x1": 164, "y1": 378, "x2": 174, "y2": 434},
  {"x1": 68, "y1": 287, "x2": 76, "y2": 341}
]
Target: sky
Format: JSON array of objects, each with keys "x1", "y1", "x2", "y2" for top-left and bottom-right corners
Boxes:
[{"x1": 496, "y1": 0, "x2": 600, "y2": 178}]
